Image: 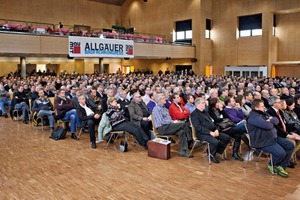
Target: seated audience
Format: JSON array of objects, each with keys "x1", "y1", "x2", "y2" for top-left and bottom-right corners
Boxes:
[
  {"x1": 209, "y1": 98, "x2": 249, "y2": 161},
  {"x1": 106, "y1": 97, "x2": 149, "y2": 149},
  {"x1": 152, "y1": 93, "x2": 193, "y2": 158},
  {"x1": 184, "y1": 94, "x2": 196, "y2": 113},
  {"x1": 0, "y1": 84, "x2": 10, "y2": 118},
  {"x1": 128, "y1": 92, "x2": 152, "y2": 138},
  {"x1": 77, "y1": 95, "x2": 101, "y2": 149},
  {"x1": 147, "y1": 92, "x2": 157, "y2": 113},
  {"x1": 223, "y1": 96, "x2": 246, "y2": 132},
  {"x1": 54, "y1": 89, "x2": 80, "y2": 140},
  {"x1": 32, "y1": 90, "x2": 55, "y2": 132},
  {"x1": 191, "y1": 97, "x2": 230, "y2": 163},
  {"x1": 169, "y1": 92, "x2": 190, "y2": 121},
  {"x1": 11, "y1": 85, "x2": 30, "y2": 124},
  {"x1": 247, "y1": 99, "x2": 294, "y2": 177}
]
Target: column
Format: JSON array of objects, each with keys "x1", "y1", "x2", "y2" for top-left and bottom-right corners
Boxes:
[
  {"x1": 99, "y1": 58, "x2": 104, "y2": 74},
  {"x1": 20, "y1": 57, "x2": 26, "y2": 78}
]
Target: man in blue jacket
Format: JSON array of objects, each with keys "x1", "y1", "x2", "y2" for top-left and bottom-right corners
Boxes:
[{"x1": 247, "y1": 99, "x2": 294, "y2": 177}]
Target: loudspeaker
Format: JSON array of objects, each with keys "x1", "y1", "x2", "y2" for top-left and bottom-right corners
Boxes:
[
  {"x1": 144, "y1": 0, "x2": 147, "y2": 2},
  {"x1": 124, "y1": 57, "x2": 130, "y2": 60},
  {"x1": 191, "y1": 58, "x2": 197, "y2": 63},
  {"x1": 67, "y1": 55, "x2": 74, "y2": 59}
]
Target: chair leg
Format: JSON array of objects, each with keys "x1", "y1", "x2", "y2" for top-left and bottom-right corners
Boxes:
[
  {"x1": 77, "y1": 128, "x2": 83, "y2": 139},
  {"x1": 270, "y1": 154, "x2": 275, "y2": 175},
  {"x1": 188, "y1": 141, "x2": 197, "y2": 158},
  {"x1": 255, "y1": 151, "x2": 263, "y2": 162},
  {"x1": 105, "y1": 133, "x2": 119, "y2": 150},
  {"x1": 207, "y1": 143, "x2": 211, "y2": 165}
]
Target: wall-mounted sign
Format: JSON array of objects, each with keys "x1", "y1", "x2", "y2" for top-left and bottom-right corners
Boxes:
[{"x1": 69, "y1": 36, "x2": 134, "y2": 58}]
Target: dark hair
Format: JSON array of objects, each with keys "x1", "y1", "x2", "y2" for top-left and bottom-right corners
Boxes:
[
  {"x1": 294, "y1": 94, "x2": 300, "y2": 102},
  {"x1": 235, "y1": 95, "x2": 244, "y2": 105},
  {"x1": 171, "y1": 92, "x2": 179, "y2": 100},
  {"x1": 251, "y1": 99, "x2": 264, "y2": 109},
  {"x1": 286, "y1": 98, "x2": 295, "y2": 107},
  {"x1": 224, "y1": 96, "x2": 232, "y2": 106},
  {"x1": 209, "y1": 98, "x2": 219, "y2": 110}
]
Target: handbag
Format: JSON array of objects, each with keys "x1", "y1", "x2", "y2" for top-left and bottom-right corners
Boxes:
[
  {"x1": 49, "y1": 126, "x2": 67, "y2": 140},
  {"x1": 218, "y1": 118, "x2": 236, "y2": 131}
]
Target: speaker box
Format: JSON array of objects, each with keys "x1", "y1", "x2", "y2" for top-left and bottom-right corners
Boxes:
[{"x1": 191, "y1": 58, "x2": 197, "y2": 63}]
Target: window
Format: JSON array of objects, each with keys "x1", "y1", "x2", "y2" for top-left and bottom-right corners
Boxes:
[
  {"x1": 175, "y1": 19, "x2": 192, "y2": 44},
  {"x1": 206, "y1": 19, "x2": 211, "y2": 39},
  {"x1": 273, "y1": 15, "x2": 276, "y2": 36},
  {"x1": 238, "y1": 14, "x2": 262, "y2": 37}
]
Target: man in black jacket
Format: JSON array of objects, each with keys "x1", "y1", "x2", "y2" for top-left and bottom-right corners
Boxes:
[
  {"x1": 11, "y1": 85, "x2": 30, "y2": 124},
  {"x1": 191, "y1": 97, "x2": 230, "y2": 163},
  {"x1": 247, "y1": 99, "x2": 294, "y2": 177},
  {"x1": 77, "y1": 95, "x2": 101, "y2": 149}
]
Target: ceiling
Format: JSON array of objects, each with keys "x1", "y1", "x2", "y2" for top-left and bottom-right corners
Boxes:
[{"x1": 88, "y1": 0, "x2": 127, "y2": 6}]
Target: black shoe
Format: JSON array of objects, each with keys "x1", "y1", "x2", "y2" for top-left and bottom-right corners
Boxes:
[
  {"x1": 71, "y1": 133, "x2": 79, "y2": 140},
  {"x1": 91, "y1": 142, "x2": 96, "y2": 149},
  {"x1": 169, "y1": 138, "x2": 176, "y2": 143},
  {"x1": 3, "y1": 113, "x2": 8, "y2": 118},
  {"x1": 22, "y1": 120, "x2": 28, "y2": 124},
  {"x1": 83, "y1": 128, "x2": 89, "y2": 133},
  {"x1": 287, "y1": 162, "x2": 295, "y2": 169},
  {"x1": 290, "y1": 160, "x2": 297, "y2": 165},
  {"x1": 232, "y1": 153, "x2": 244, "y2": 161},
  {"x1": 209, "y1": 155, "x2": 220, "y2": 163}
]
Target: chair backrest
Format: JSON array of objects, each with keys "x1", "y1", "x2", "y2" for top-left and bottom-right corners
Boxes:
[
  {"x1": 189, "y1": 118, "x2": 198, "y2": 141},
  {"x1": 150, "y1": 115, "x2": 159, "y2": 136},
  {"x1": 48, "y1": 97, "x2": 55, "y2": 111},
  {"x1": 244, "y1": 120, "x2": 251, "y2": 146}
]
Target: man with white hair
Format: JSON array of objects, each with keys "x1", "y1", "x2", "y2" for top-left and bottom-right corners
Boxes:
[
  {"x1": 77, "y1": 95, "x2": 101, "y2": 149},
  {"x1": 152, "y1": 93, "x2": 193, "y2": 158}
]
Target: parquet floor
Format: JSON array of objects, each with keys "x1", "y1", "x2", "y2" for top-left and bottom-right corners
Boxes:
[{"x1": 0, "y1": 117, "x2": 300, "y2": 200}]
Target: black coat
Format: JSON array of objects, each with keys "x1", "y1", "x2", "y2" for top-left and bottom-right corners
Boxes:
[
  {"x1": 190, "y1": 109, "x2": 218, "y2": 139},
  {"x1": 267, "y1": 107, "x2": 288, "y2": 138}
]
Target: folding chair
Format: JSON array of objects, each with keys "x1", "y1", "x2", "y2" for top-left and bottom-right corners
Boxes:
[
  {"x1": 150, "y1": 115, "x2": 176, "y2": 141},
  {"x1": 189, "y1": 118, "x2": 212, "y2": 164},
  {"x1": 245, "y1": 121, "x2": 274, "y2": 174},
  {"x1": 104, "y1": 131, "x2": 128, "y2": 150}
]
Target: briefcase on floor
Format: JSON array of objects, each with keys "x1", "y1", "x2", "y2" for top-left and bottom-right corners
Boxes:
[{"x1": 148, "y1": 140, "x2": 171, "y2": 160}]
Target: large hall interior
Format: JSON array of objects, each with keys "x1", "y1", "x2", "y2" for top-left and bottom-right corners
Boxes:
[{"x1": 1, "y1": 0, "x2": 300, "y2": 199}]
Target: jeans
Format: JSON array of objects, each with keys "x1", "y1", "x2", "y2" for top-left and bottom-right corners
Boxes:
[
  {"x1": 37, "y1": 110, "x2": 55, "y2": 128},
  {"x1": 14, "y1": 102, "x2": 30, "y2": 121},
  {"x1": 0, "y1": 98, "x2": 11, "y2": 115},
  {"x1": 260, "y1": 137, "x2": 294, "y2": 168},
  {"x1": 62, "y1": 109, "x2": 80, "y2": 134}
]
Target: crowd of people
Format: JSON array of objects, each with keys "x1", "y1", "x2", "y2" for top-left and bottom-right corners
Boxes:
[{"x1": 1, "y1": 71, "x2": 300, "y2": 177}]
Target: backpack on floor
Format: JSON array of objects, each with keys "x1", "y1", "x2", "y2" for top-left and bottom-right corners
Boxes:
[{"x1": 49, "y1": 126, "x2": 67, "y2": 140}]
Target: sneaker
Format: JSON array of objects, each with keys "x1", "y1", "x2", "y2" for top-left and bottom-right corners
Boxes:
[{"x1": 275, "y1": 166, "x2": 288, "y2": 177}]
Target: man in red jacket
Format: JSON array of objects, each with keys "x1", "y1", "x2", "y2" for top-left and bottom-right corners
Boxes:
[{"x1": 169, "y1": 92, "x2": 190, "y2": 121}]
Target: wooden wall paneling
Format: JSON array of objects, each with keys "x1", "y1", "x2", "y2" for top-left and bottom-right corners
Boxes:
[
  {"x1": 1, "y1": 0, "x2": 120, "y2": 30},
  {"x1": 277, "y1": 13, "x2": 300, "y2": 61},
  {"x1": 74, "y1": 59, "x2": 84, "y2": 74},
  {"x1": 152, "y1": 44, "x2": 172, "y2": 58},
  {"x1": 237, "y1": 36, "x2": 263, "y2": 65},
  {"x1": 171, "y1": 46, "x2": 194, "y2": 58},
  {"x1": 133, "y1": 43, "x2": 153, "y2": 57},
  {"x1": 40, "y1": 37, "x2": 68, "y2": 55},
  {"x1": 0, "y1": 34, "x2": 40, "y2": 54},
  {"x1": 276, "y1": 65, "x2": 300, "y2": 77}
]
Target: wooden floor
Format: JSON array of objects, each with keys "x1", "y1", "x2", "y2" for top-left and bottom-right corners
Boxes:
[{"x1": 0, "y1": 117, "x2": 300, "y2": 200}]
